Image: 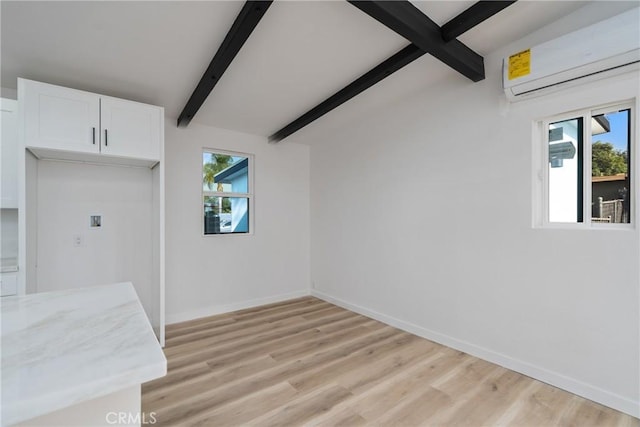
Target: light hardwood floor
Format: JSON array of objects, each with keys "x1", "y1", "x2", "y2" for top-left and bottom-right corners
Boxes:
[{"x1": 142, "y1": 297, "x2": 639, "y2": 426}]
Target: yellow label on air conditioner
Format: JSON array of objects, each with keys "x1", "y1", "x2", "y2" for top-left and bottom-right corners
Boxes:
[{"x1": 508, "y1": 49, "x2": 531, "y2": 80}]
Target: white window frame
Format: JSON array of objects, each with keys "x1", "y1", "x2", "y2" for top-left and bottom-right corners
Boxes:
[
  {"x1": 202, "y1": 147, "x2": 254, "y2": 236},
  {"x1": 534, "y1": 100, "x2": 635, "y2": 229}
]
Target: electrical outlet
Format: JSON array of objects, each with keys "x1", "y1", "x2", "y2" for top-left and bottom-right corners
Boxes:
[
  {"x1": 73, "y1": 234, "x2": 83, "y2": 247},
  {"x1": 90, "y1": 215, "x2": 101, "y2": 228}
]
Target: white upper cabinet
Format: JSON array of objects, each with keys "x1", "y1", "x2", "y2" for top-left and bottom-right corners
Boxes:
[
  {"x1": 22, "y1": 80, "x2": 100, "y2": 154},
  {"x1": 100, "y1": 96, "x2": 161, "y2": 161},
  {"x1": 19, "y1": 79, "x2": 162, "y2": 165},
  {"x1": 1, "y1": 98, "x2": 19, "y2": 208}
]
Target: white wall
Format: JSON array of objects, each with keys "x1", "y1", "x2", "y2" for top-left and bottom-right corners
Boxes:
[
  {"x1": 1, "y1": 87, "x2": 17, "y2": 100},
  {"x1": 308, "y1": 5, "x2": 639, "y2": 417},
  {"x1": 163, "y1": 122, "x2": 310, "y2": 323},
  {"x1": 35, "y1": 161, "x2": 156, "y2": 322}
]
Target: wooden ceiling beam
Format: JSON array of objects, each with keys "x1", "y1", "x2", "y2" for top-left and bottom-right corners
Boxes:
[
  {"x1": 270, "y1": 0, "x2": 518, "y2": 142},
  {"x1": 177, "y1": 1, "x2": 273, "y2": 127},
  {"x1": 348, "y1": 1, "x2": 484, "y2": 82},
  {"x1": 269, "y1": 45, "x2": 425, "y2": 142}
]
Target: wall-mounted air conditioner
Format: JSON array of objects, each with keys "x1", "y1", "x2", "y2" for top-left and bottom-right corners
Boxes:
[{"x1": 503, "y1": 7, "x2": 639, "y2": 101}]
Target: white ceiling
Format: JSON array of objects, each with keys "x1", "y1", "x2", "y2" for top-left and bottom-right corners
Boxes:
[{"x1": 1, "y1": 1, "x2": 618, "y2": 141}]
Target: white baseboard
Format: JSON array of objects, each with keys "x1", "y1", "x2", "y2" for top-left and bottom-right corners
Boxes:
[
  {"x1": 166, "y1": 289, "x2": 311, "y2": 325},
  {"x1": 311, "y1": 289, "x2": 639, "y2": 419}
]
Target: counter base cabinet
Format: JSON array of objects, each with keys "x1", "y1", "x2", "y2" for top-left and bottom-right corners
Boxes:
[
  {"x1": 15, "y1": 385, "x2": 142, "y2": 427},
  {"x1": 1, "y1": 272, "x2": 18, "y2": 296}
]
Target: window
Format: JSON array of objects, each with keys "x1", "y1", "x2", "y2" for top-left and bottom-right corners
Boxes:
[
  {"x1": 202, "y1": 149, "x2": 253, "y2": 234},
  {"x1": 539, "y1": 102, "x2": 633, "y2": 227}
]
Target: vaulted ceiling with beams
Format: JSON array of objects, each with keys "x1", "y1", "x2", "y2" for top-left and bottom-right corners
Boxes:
[
  {"x1": 1, "y1": 1, "x2": 609, "y2": 143},
  {"x1": 177, "y1": 1, "x2": 519, "y2": 142}
]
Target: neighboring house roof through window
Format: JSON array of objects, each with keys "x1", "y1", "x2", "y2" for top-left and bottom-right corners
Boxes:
[
  {"x1": 592, "y1": 114, "x2": 611, "y2": 135},
  {"x1": 214, "y1": 158, "x2": 249, "y2": 183}
]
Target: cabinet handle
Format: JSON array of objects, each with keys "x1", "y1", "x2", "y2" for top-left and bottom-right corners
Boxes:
[
  {"x1": 92, "y1": 127, "x2": 96, "y2": 144},
  {"x1": 104, "y1": 129, "x2": 108, "y2": 147}
]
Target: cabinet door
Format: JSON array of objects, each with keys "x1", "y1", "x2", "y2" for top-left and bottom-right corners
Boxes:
[
  {"x1": 1, "y1": 99, "x2": 18, "y2": 208},
  {"x1": 0, "y1": 272, "x2": 18, "y2": 297},
  {"x1": 22, "y1": 79, "x2": 100, "y2": 153},
  {"x1": 100, "y1": 97, "x2": 161, "y2": 161}
]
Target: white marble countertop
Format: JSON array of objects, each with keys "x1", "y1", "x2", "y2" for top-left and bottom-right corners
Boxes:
[{"x1": 1, "y1": 282, "x2": 166, "y2": 426}]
